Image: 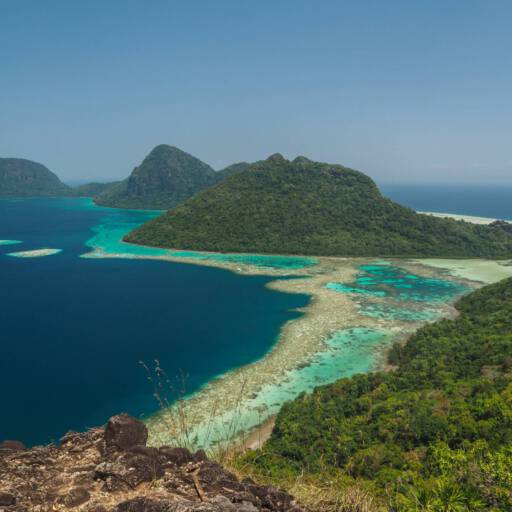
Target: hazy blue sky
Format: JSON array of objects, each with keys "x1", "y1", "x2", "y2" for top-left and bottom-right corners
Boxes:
[{"x1": 1, "y1": 1, "x2": 511, "y2": 183}]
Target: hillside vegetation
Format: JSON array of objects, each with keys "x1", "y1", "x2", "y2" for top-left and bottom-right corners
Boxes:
[
  {"x1": 95, "y1": 145, "x2": 248, "y2": 210},
  {"x1": 126, "y1": 154, "x2": 512, "y2": 257},
  {"x1": 0, "y1": 158, "x2": 70, "y2": 197},
  {"x1": 236, "y1": 278, "x2": 512, "y2": 510},
  {"x1": 70, "y1": 181, "x2": 120, "y2": 198}
]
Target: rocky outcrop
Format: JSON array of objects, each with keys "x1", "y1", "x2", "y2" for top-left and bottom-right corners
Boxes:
[{"x1": 0, "y1": 414, "x2": 303, "y2": 512}]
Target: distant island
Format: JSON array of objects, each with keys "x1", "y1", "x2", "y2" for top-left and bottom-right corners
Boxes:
[
  {"x1": 126, "y1": 153, "x2": 512, "y2": 258},
  {"x1": 71, "y1": 181, "x2": 120, "y2": 198},
  {"x1": 1, "y1": 146, "x2": 249, "y2": 207},
  {"x1": 0, "y1": 158, "x2": 70, "y2": 197},
  {"x1": 95, "y1": 145, "x2": 250, "y2": 210},
  {"x1": 0, "y1": 157, "x2": 117, "y2": 199}
]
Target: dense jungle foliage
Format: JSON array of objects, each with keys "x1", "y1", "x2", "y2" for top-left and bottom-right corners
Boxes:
[
  {"x1": 237, "y1": 277, "x2": 512, "y2": 511},
  {"x1": 126, "y1": 154, "x2": 512, "y2": 257}
]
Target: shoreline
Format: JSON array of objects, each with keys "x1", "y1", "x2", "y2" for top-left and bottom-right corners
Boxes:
[
  {"x1": 84, "y1": 246, "x2": 489, "y2": 450},
  {"x1": 418, "y1": 210, "x2": 511, "y2": 225},
  {"x1": 240, "y1": 415, "x2": 277, "y2": 451}
]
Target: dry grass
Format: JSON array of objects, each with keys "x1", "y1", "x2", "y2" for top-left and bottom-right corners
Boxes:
[
  {"x1": 220, "y1": 455, "x2": 383, "y2": 512},
  {"x1": 141, "y1": 360, "x2": 251, "y2": 460},
  {"x1": 274, "y1": 478, "x2": 379, "y2": 512}
]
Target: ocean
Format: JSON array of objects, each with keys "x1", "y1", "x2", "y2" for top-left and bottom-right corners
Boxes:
[
  {"x1": 0, "y1": 198, "x2": 309, "y2": 445},
  {"x1": 380, "y1": 183, "x2": 512, "y2": 220}
]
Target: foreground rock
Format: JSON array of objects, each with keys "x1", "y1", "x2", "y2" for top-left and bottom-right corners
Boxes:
[{"x1": 0, "y1": 414, "x2": 303, "y2": 512}]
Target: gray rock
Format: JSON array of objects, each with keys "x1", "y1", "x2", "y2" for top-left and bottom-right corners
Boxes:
[
  {"x1": 0, "y1": 440, "x2": 26, "y2": 454},
  {"x1": 116, "y1": 497, "x2": 168, "y2": 512},
  {"x1": 210, "y1": 495, "x2": 236, "y2": 511},
  {"x1": 0, "y1": 492, "x2": 15, "y2": 506},
  {"x1": 58, "y1": 486, "x2": 90, "y2": 507},
  {"x1": 159, "y1": 446, "x2": 193, "y2": 466},
  {"x1": 95, "y1": 451, "x2": 163, "y2": 489},
  {"x1": 104, "y1": 414, "x2": 148, "y2": 451},
  {"x1": 237, "y1": 502, "x2": 259, "y2": 512}
]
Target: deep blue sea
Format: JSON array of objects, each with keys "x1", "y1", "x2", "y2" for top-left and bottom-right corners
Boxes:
[
  {"x1": 0, "y1": 198, "x2": 309, "y2": 445},
  {"x1": 381, "y1": 184, "x2": 512, "y2": 220}
]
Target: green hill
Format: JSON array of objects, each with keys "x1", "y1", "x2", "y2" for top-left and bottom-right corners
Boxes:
[
  {"x1": 215, "y1": 161, "x2": 252, "y2": 180},
  {"x1": 126, "y1": 154, "x2": 512, "y2": 257},
  {"x1": 0, "y1": 158, "x2": 70, "y2": 197},
  {"x1": 239, "y1": 277, "x2": 512, "y2": 510},
  {"x1": 95, "y1": 145, "x2": 218, "y2": 210},
  {"x1": 70, "y1": 181, "x2": 120, "y2": 197}
]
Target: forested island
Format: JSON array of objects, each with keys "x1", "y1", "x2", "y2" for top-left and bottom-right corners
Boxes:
[
  {"x1": 126, "y1": 154, "x2": 512, "y2": 258},
  {"x1": 1, "y1": 146, "x2": 250, "y2": 206}
]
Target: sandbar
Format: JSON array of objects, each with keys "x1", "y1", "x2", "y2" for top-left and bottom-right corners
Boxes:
[{"x1": 7, "y1": 248, "x2": 62, "y2": 258}]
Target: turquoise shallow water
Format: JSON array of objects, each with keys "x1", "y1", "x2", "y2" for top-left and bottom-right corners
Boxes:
[
  {"x1": 359, "y1": 303, "x2": 440, "y2": 322},
  {"x1": 327, "y1": 263, "x2": 468, "y2": 322},
  {"x1": 188, "y1": 327, "x2": 392, "y2": 447},
  {"x1": 166, "y1": 251, "x2": 317, "y2": 269},
  {"x1": 265, "y1": 327, "x2": 391, "y2": 397},
  {"x1": 84, "y1": 208, "x2": 169, "y2": 257},
  {"x1": 327, "y1": 264, "x2": 466, "y2": 302},
  {"x1": 0, "y1": 240, "x2": 22, "y2": 245}
]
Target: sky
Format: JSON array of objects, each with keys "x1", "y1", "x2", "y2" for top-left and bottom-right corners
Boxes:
[{"x1": 1, "y1": 0, "x2": 511, "y2": 184}]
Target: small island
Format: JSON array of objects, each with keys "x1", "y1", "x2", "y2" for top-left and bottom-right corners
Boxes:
[{"x1": 7, "y1": 248, "x2": 62, "y2": 258}]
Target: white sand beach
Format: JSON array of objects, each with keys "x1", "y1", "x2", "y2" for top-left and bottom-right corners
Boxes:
[
  {"x1": 7, "y1": 248, "x2": 62, "y2": 258},
  {"x1": 419, "y1": 211, "x2": 511, "y2": 225}
]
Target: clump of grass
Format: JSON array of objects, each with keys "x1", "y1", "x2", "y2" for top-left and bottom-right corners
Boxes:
[
  {"x1": 222, "y1": 458, "x2": 381, "y2": 512},
  {"x1": 291, "y1": 481, "x2": 378, "y2": 512},
  {"x1": 140, "y1": 360, "x2": 253, "y2": 461}
]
